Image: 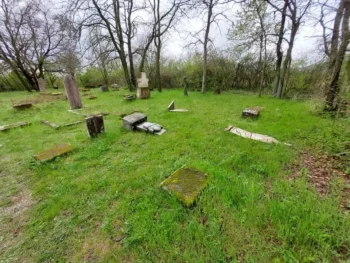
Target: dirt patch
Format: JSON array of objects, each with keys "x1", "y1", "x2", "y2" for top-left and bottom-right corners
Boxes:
[
  {"x1": 291, "y1": 152, "x2": 349, "y2": 210},
  {"x1": 3, "y1": 190, "x2": 35, "y2": 218}
]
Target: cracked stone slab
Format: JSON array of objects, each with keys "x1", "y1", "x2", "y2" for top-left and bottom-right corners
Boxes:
[
  {"x1": 0, "y1": 122, "x2": 31, "y2": 131},
  {"x1": 160, "y1": 168, "x2": 208, "y2": 207}
]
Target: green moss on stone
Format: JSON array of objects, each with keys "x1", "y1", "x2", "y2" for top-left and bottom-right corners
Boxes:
[
  {"x1": 33, "y1": 144, "x2": 73, "y2": 162},
  {"x1": 160, "y1": 168, "x2": 208, "y2": 207}
]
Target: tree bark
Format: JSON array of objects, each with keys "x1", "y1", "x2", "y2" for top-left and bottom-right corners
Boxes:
[{"x1": 202, "y1": 0, "x2": 213, "y2": 94}]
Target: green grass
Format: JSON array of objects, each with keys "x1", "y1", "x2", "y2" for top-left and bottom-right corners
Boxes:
[{"x1": 0, "y1": 88, "x2": 349, "y2": 262}]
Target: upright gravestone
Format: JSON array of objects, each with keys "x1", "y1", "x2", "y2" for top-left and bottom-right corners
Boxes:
[
  {"x1": 85, "y1": 115, "x2": 104, "y2": 137},
  {"x1": 137, "y1": 72, "x2": 150, "y2": 99},
  {"x1": 100, "y1": 85, "x2": 109, "y2": 92},
  {"x1": 64, "y1": 74, "x2": 82, "y2": 109},
  {"x1": 38, "y1": 78, "x2": 46, "y2": 92}
]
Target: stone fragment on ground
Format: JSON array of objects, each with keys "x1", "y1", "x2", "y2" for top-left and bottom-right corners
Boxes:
[
  {"x1": 33, "y1": 144, "x2": 73, "y2": 162},
  {"x1": 0, "y1": 122, "x2": 31, "y2": 131},
  {"x1": 160, "y1": 168, "x2": 208, "y2": 207}
]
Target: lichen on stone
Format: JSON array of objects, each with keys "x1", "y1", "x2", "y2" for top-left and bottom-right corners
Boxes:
[{"x1": 160, "y1": 168, "x2": 208, "y2": 207}]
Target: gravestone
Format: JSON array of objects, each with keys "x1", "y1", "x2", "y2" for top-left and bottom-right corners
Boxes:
[
  {"x1": 85, "y1": 115, "x2": 104, "y2": 137},
  {"x1": 33, "y1": 144, "x2": 73, "y2": 162},
  {"x1": 0, "y1": 121, "x2": 31, "y2": 131},
  {"x1": 53, "y1": 84, "x2": 58, "y2": 89},
  {"x1": 242, "y1": 106, "x2": 264, "y2": 118},
  {"x1": 137, "y1": 72, "x2": 150, "y2": 99},
  {"x1": 122, "y1": 112, "x2": 147, "y2": 130},
  {"x1": 41, "y1": 120, "x2": 60, "y2": 130},
  {"x1": 160, "y1": 168, "x2": 208, "y2": 207},
  {"x1": 38, "y1": 78, "x2": 46, "y2": 92},
  {"x1": 111, "y1": 84, "x2": 121, "y2": 90},
  {"x1": 167, "y1": 101, "x2": 189, "y2": 112},
  {"x1": 124, "y1": 94, "x2": 137, "y2": 101},
  {"x1": 100, "y1": 85, "x2": 109, "y2": 92},
  {"x1": 13, "y1": 103, "x2": 32, "y2": 110},
  {"x1": 64, "y1": 74, "x2": 82, "y2": 109}
]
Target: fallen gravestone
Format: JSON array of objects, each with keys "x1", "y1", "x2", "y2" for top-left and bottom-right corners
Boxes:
[
  {"x1": 124, "y1": 94, "x2": 137, "y2": 101},
  {"x1": 63, "y1": 121, "x2": 82, "y2": 127},
  {"x1": 0, "y1": 122, "x2": 31, "y2": 131},
  {"x1": 41, "y1": 120, "x2": 60, "y2": 130},
  {"x1": 13, "y1": 103, "x2": 32, "y2": 110},
  {"x1": 160, "y1": 168, "x2": 208, "y2": 207},
  {"x1": 33, "y1": 144, "x2": 73, "y2": 162},
  {"x1": 64, "y1": 74, "x2": 82, "y2": 109},
  {"x1": 85, "y1": 115, "x2": 104, "y2": 137},
  {"x1": 100, "y1": 86, "x2": 109, "y2": 92},
  {"x1": 242, "y1": 106, "x2": 265, "y2": 118},
  {"x1": 225, "y1": 125, "x2": 279, "y2": 144},
  {"x1": 167, "y1": 101, "x2": 188, "y2": 112},
  {"x1": 122, "y1": 112, "x2": 165, "y2": 135},
  {"x1": 137, "y1": 72, "x2": 150, "y2": 99},
  {"x1": 87, "y1": 95, "x2": 97, "y2": 100}
]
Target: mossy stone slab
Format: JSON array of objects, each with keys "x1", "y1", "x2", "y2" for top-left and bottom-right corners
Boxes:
[
  {"x1": 33, "y1": 144, "x2": 73, "y2": 162},
  {"x1": 160, "y1": 168, "x2": 208, "y2": 207}
]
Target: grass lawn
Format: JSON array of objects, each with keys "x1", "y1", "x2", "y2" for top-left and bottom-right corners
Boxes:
[{"x1": 0, "y1": 88, "x2": 349, "y2": 262}]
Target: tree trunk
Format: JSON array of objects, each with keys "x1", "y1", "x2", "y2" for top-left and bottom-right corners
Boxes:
[
  {"x1": 325, "y1": 1, "x2": 350, "y2": 113},
  {"x1": 202, "y1": 1, "x2": 213, "y2": 94},
  {"x1": 274, "y1": 0, "x2": 288, "y2": 97}
]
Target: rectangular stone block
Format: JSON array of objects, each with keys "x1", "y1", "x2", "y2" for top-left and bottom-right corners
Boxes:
[
  {"x1": 122, "y1": 112, "x2": 147, "y2": 130},
  {"x1": 33, "y1": 144, "x2": 73, "y2": 162}
]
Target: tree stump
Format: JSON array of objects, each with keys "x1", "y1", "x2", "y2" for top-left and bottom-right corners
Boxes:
[
  {"x1": 64, "y1": 74, "x2": 82, "y2": 109},
  {"x1": 85, "y1": 115, "x2": 105, "y2": 137}
]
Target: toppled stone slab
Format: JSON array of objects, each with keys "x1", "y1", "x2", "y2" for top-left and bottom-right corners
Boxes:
[
  {"x1": 33, "y1": 144, "x2": 73, "y2": 162},
  {"x1": 124, "y1": 94, "x2": 137, "y2": 101},
  {"x1": 41, "y1": 120, "x2": 60, "y2": 130},
  {"x1": 0, "y1": 122, "x2": 31, "y2": 131},
  {"x1": 87, "y1": 95, "x2": 97, "y2": 100},
  {"x1": 160, "y1": 168, "x2": 208, "y2": 207},
  {"x1": 225, "y1": 125, "x2": 279, "y2": 144},
  {"x1": 13, "y1": 103, "x2": 32, "y2": 110},
  {"x1": 136, "y1": 122, "x2": 166, "y2": 135},
  {"x1": 40, "y1": 92, "x2": 63, "y2": 96},
  {"x1": 167, "y1": 101, "x2": 188, "y2": 112},
  {"x1": 242, "y1": 106, "x2": 265, "y2": 118},
  {"x1": 122, "y1": 112, "x2": 147, "y2": 130},
  {"x1": 63, "y1": 121, "x2": 82, "y2": 127}
]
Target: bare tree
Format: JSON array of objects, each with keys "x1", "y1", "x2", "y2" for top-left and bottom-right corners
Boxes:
[
  {"x1": 320, "y1": 0, "x2": 350, "y2": 112},
  {"x1": 266, "y1": 0, "x2": 312, "y2": 98},
  {"x1": 0, "y1": 0, "x2": 71, "y2": 91}
]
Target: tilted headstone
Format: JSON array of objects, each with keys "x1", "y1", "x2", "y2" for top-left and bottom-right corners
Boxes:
[
  {"x1": 64, "y1": 74, "x2": 82, "y2": 109},
  {"x1": 85, "y1": 115, "x2": 104, "y2": 137},
  {"x1": 137, "y1": 72, "x2": 150, "y2": 99},
  {"x1": 38, "y1": 78, "x2": 46, "y2": 92}
]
